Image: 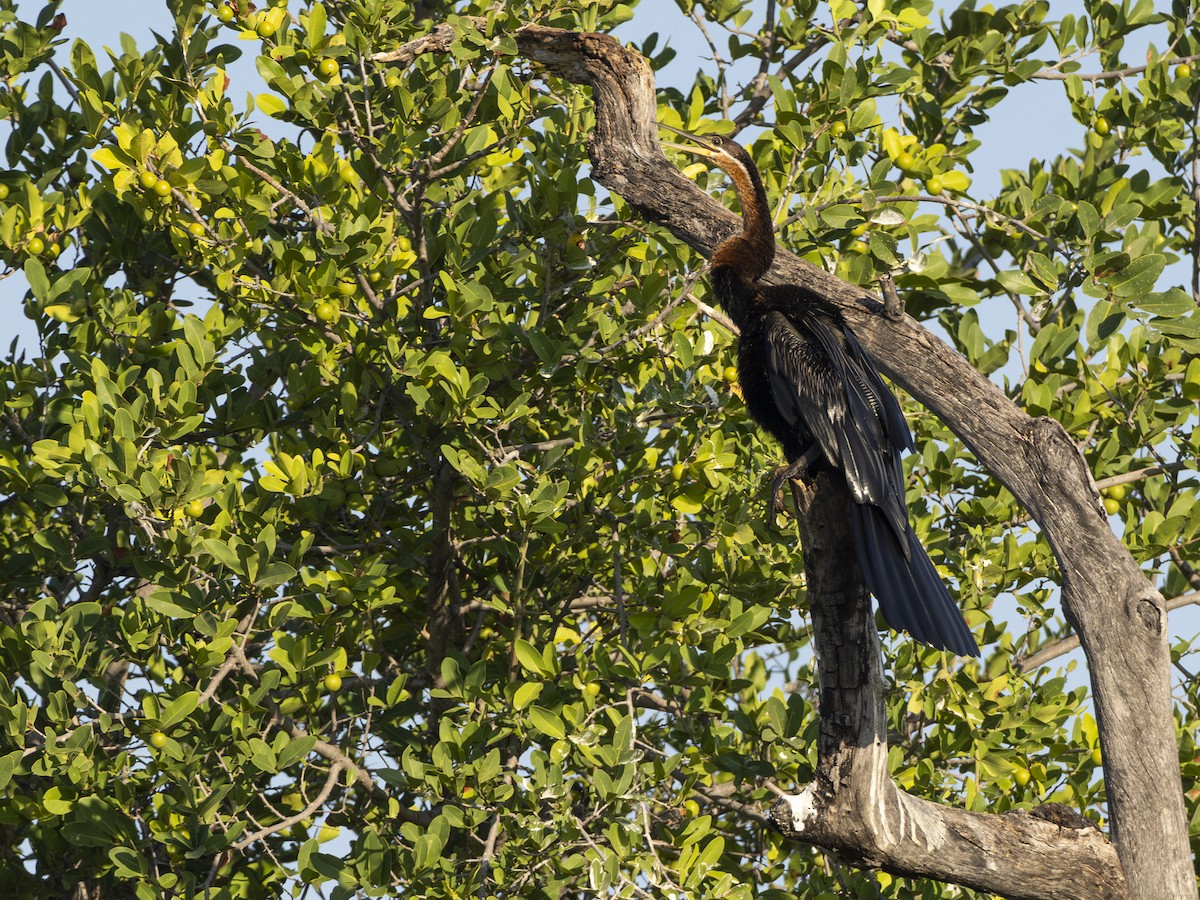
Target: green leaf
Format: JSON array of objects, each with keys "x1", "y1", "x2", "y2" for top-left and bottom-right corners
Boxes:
[
  {"x1": 1132, "y1": 289, "x2": 1194, "y2": 318},
  {"x1": 109, "y1": 847, "x2": 149, "y2": 879},
  {"x1": 819, "y1": 204, "x2": 861, "y2": 228},
  {"x1": 727, "y1": 605, "x2": 771, "y2": 639},
  {"x1": 514, "y1": 639, "x2": 552, "y2": 678},
  {"x1": 91, "y1": 147, "x2": 124, "y2": 170},
  {"x1": 528, "y1": 705, "x2": 565, "y2": 739},
  {"x1": 1108, "y1": 254, "x2": 1164, "y2": 298},
  {"x1": 24, "y1": 257, "x2": 48, "y2": 300},
  {"x1": 996, "y1": 270, "x2": 1042, "y2": 295},
  {"x1": 256, "y1": 93, "x2": 288, "y2": 118},
  {"x1": 160, "y1": 691, "x2": 199, "y2": 729},
  {"x1": 513, "y1": 682, "x2": 542, "y2": 709}
]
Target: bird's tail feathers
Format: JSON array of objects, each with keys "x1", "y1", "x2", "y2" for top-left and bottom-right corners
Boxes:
[{"x1": 850, "y1": 504, "x2": 979, "y2": 656}]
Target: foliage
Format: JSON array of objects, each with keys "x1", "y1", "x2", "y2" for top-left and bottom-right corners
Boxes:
[{"x1": 0, "y1": 0, "x2": 1196, "y2": 896}]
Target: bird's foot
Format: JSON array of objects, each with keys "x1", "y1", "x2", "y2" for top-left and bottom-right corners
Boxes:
[{"x1": 767, "y1": 448, "x2": 822, "y2": 524}]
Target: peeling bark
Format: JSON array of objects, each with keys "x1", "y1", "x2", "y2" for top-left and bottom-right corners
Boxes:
[
  {"x1": 769, "y1": 473, "x2": 1126, "y2": 900},
  {"x1": 379, "y1": 23, "x2": 1195, "y2": 899}
]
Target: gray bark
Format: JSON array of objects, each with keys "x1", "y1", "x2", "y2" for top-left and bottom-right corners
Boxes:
[{"x1": 377, "y1": 22, "x2": 1195, "y2": 900}]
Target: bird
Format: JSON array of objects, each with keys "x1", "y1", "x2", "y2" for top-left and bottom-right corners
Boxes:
[{"x1": 660, "y1": 123, "x2": 978, "y2": 656}]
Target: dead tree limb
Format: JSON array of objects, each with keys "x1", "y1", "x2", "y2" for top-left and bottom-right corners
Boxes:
[{"x1": 769, "y1": 472, "x2": 1125, "y2": 899}]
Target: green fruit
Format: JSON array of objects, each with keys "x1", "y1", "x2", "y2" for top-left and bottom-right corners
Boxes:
[
  {"x1": 26, "y1": 236, "x2": 45, "y2": 256},
  {"x1": 385, "y1": 73, "x2": 402, "y2": 89},
  {"x1": 184, "y1": 500, "x2": 204, "y2": 518},
  {"x1": 139, "y1": 170, "x2": 158, "y2": 190},
  {"x1": 1103, "y1": 497, "x2": 1120, "y2": 515},
  {"x1": 187, "y1": 222, "x2": 206, "y2": 237},
  {"x1": 336, "y1": 280, "x2": 356, "y2": 296},
  {"x1": 315, "y1": 300, "x2": 340, "y2": 323},
  {"x1": 1094, "y1": 116, "x2": 1110, "y2": 136},
  {"x1": 1091, "y1": 748, "x2": 1103, "y2": 766},
  {"x1": 0, "y1": 183, "x2": 9, "y2": 200},
  {"x1": 149, "y1": 731, "x2": 168, "y2": 749},
  {"x1": 317, "y1": 58, "x2": 339, "y2": 80},
  {"x1": 926, "y1": 176, "x2": 944, "y2": 195},
  {"x1": 1177, "y1": 63, "x2": 1192, "y2": 79},
  {"x1": 216, "y1": 4, "x2": 234, "y2": 23},
  {"x1": 256, "y1": 18, "x2": 275, "y2": 37},
  {"x1": 829, "y1": 120, "x2": 847, "y2": 136},
  {"x1": 896, "y1": 151, "x2": 917, "y2": 171},
  {"x1": 396, "y1": 234, "x2": 413, "y2": 252},
  {"x1": 1103, "y1": 483, "x2": 1127, "y2": 500},
  {"x1": 338, "y1": 163, "x2": 359, "y2": 186},
  {"x1": 1013, "y1": 767, "x2": 1031, "y2": 786},
  {"x1": 683, "y1": 799, "x2": 701, "y2": 817},
  {"x1": 583, "y1": 682, "x2": 600, "y2": 698},
  {"x1": 153, "y1": 178, "x2": 172, "y2": 198},
  {"x1": 47, "y1": 241, "x2": 60, "y2": 258},
  {"x1": 331, "y1": 587, "x2": 355, "y2": 607},
  {"x1": 323, "y1": 674, "x2": 342, "y2": 692},
  {"x1": 722, "y1": 365, "x2": 739, "y2": 384}
]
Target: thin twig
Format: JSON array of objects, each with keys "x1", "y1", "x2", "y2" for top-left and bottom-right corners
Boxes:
[{"x1": 1015, "y1": 591, "x2": 1200, "y2": 671}]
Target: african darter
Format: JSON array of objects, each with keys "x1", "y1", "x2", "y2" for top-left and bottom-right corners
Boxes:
[{"x1": 661, "y1": 124, "x2": 978, "y2": 656}]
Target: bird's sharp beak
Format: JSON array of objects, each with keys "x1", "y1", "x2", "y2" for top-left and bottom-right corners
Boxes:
[{"x1": 659, "y1": 123, "x2": 718, "y2": 159}]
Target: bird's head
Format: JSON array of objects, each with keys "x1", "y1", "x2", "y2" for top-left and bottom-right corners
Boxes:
[{"x1": 659, "y1": 124, "x2": 757, "y2": 185}]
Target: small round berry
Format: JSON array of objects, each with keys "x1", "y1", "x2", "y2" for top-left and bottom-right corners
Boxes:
[{"x1": 315, "y1": 300, "x2": 341, "y2": 323}]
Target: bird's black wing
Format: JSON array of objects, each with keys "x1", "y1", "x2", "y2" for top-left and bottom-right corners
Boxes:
[
  {"x1": 762, "y1": 308, "x2": 909, "y2": 545},
  {"x1": 761, "y1": 306, "x2": 978, "y2": 655}
]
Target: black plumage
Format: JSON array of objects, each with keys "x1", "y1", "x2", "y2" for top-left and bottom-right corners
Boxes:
[{"x1": 662, "y1": 124, "x2": 977, "y2": 656}]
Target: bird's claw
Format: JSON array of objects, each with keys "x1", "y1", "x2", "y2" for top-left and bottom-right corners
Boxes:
[{"x1": 766, "y1": 454, "x2": 816, "y2": 525}]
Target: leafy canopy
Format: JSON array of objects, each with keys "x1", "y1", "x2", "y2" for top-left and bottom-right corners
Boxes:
[{"x1": 0, "y1": 0, "x2": 1197, "y2": 897}]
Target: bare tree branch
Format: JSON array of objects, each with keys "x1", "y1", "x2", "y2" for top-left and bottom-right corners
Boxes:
[{"x1": 1016, "y1": 591, "x2": 1200, "y2": 672}]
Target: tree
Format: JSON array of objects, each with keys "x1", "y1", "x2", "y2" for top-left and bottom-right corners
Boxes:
[{"x1": 0, "y1": 0, "x2": 1198, "y2": 897}]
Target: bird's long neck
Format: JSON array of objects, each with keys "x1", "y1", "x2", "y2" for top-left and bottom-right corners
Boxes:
[{"x1": 712, "y1": 162, "x2": 774, "y2": 288}]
